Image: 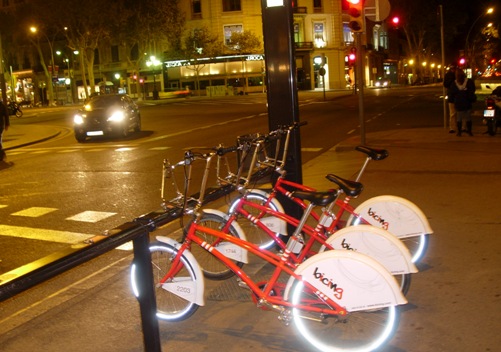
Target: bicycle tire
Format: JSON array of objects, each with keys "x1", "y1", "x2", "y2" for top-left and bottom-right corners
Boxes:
[
  {"x1": 400, "y1": 233, "x2": 429, "y2": 264},
  {"x1": 228, "y1": 191, "x2": 282, "y2": 250},
  {"x1": 15, "y1": 110, "x2": 23, "y2": 118},
  {"x1": 132, "y1": 241, "x2": 200, "y2": 322},
  {"x1": 187, "y1": 213, "x2": 244, "y2": 280},
  {"x1": 291, "y1": 280, "x2": 400, "y2": 351}
]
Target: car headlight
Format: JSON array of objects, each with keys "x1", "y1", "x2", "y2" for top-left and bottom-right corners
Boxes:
[
  {"x1": 375, "y1": 82, "x2": 381, "y2": 87},
  {"x1": 108, "y1": 111, "x2": 125, "y2": 122},
  {"x1": 74, "y1": 114, "x2": 84, "y2": 124}
]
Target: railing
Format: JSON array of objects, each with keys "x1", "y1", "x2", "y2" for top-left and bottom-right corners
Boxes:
[
  {"x1": 295, "y1": 42, "x2": 314, "y2": 50},
  {"x1": 293, "y1": 6, "x2": 307, "y2": 14}
]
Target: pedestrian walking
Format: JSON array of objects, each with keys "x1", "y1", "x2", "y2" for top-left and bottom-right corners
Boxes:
[
  {"x1": 443, "y1": 65, "x2": 457, "y2": 133},
  {"x1": 449, "y1": 69, "x2": 476, "y2": 137},
  {"x1": 0, "y1": 100, "x2": 10, "y2": 161}
]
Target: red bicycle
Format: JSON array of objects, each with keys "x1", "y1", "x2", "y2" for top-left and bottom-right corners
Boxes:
[
  {"x1": 130, "y1": 197, "x2": 407, "y2": 351},
  {"x1": 228, "y1": 130, "x2": 431, "y2": 263}
]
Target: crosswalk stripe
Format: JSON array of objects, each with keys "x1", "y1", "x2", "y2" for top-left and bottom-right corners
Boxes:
[
  {"x1": 0, "y1": 224, "x2": 132, "y2": 251},
  {"x1": 66, "y1": 211, "x2": 117, "y2": 223},
  {"x1": 0, "y1": 224, "x2": 91, "y2": 244},
  {"x1": 11, "y1": 207, "x2": 58, "y2": 217}
]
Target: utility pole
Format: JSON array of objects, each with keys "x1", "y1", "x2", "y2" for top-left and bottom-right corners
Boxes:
[{"x1": 0, "y1": 34, "x2": 7, "y2": 105}]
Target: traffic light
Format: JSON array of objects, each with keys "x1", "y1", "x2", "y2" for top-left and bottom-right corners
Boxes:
[
  {"x1": 391, "y1": 16, "x2": 400, "y2": 27},
  {"x1": 348, "y1": 47, "x2": 356, "y2": 65},
  {"x1": 458, "y1": 57, "x2": 466, "y2": 67},
  {"x1": 346, "y1": 0, "x2": 364, "y2": 33}
]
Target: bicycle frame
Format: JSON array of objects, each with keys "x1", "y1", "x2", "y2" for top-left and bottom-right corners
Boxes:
[
  {"x1": 226, "y1": 194, "x2": 334, "y2": 264},
  {"x1": 257, "y1": 175, "x2": 365, "y2": 235},
  {"x1": 160, "y1": 221, "x2": 348, "y2": 315}
]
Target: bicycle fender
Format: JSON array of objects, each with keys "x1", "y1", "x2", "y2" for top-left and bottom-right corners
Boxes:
[
  {"x1": 201, "y1": 209, "x2": 249, "y2": 263},
  {"x1": 348, "y1": 195, "x2": 433, "y2": 239},
  {"x1": 230, "y1": 189, "x2": 288, "y2": 237},
  {"x1": 284, "y1": 251, "x2": 407, "y2": 312},
  {"x1": 156, "y1": 236, "x2": 205, "y2": 306},
  {"x1": 321, "y1": 225, "x2": 418, "y2": 274}
]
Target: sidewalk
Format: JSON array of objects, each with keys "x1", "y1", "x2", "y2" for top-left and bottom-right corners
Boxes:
[{"x1": 2, "y1": 124, "x2": 62, "y2": 151}]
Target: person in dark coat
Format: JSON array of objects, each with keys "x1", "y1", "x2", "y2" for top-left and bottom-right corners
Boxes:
[
  {"x1": 0, "y1": 100, "x2": 10, "y2": 161},
  {"x1": 443, "y1": 65, "x2": 457, "y2": 133},
  {"x1": 449, "y1": 69, "x2": 476, "y2": 137}
]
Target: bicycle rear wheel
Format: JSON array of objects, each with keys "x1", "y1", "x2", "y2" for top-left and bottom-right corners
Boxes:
[
  {"x1": 131, "y1": 241, "x2": 199, "y2": 321},
  {"x1": 291, "y1": 281, "x2": 400, "y2": 352}
]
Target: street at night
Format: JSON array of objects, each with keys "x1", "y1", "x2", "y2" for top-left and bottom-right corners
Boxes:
[{"x1": 1, "y1": 87, "x2": 500, "y2": 351}]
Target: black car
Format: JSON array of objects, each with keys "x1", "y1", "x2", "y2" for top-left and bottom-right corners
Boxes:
[{"x1": 73, "y1": 94, "x2": 141, "y2": 142}]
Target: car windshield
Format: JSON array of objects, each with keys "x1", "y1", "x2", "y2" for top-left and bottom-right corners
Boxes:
[{"x1": 86, "y1": 96, "x2": 122, "y2": 109}]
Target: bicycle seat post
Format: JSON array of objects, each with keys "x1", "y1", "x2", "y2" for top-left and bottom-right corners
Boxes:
[
  {"x1": 354, "y1": 156, "x2": 371, "y2": 182},
  {"x1": 286, "y1": 202, "x2": 316, "y2": 253}
]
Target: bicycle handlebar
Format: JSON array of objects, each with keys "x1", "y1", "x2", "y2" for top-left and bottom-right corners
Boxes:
[{"x1": 214, "y1": 145, "x2": 239, "y2": 156}]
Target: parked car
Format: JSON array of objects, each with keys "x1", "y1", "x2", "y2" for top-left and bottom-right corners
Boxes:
[
  {"x1": 374, "y1": 78, "x2": 391, "y2": 88},
  {"x1": 73, "y1": 94, "x2": 141, "y2": 142}
]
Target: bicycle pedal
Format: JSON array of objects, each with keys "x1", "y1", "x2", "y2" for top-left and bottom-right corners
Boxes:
[{"x1": 237, "y1": 278, "x2": 249, "y2": 290}]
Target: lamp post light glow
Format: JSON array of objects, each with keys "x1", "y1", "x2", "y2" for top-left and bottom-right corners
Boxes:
[
  {"x1": 29, "y1": 26, "x2": 56, "y2": 106},
  {"x1": 465, "y1": 7, "x2": 494, "y2": 68},
  {"x1": 146, "y1": 55, "x2": 162, "y2": 100}
]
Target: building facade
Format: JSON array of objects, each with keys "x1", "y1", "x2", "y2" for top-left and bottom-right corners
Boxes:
[{"x1": 1, "y1": 0, "x2": 401, "y2": 103}]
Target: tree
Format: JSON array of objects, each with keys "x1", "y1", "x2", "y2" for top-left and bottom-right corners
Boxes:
[
  {"x1": 183, "y1": 27, "x2": 224, "y2": 95},
  {"x1": 389, "y1": 0, "x2": 468, "y2": 82},
  {"x1": 29, "y1": 0, "x2": 114, "y2": 99},
  {"x1": 113, "y1": 0, "x2": 185, "y2": 100},
  {"x1": 228, "y1": 31, "x2": 263, "y2": 93}
]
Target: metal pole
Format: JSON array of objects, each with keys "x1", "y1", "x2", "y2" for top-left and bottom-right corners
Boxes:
[
  {"x1": 132, "y1": 231, "x2": 162, "y2": 352},
  {"x1": 355, "y1": 32, "x2": 366, "y2": 145},
  {"x1": 0, "y1": 34, "x2": 7, "y2": 105},
  {"x1": 440, "y1": 5, "x2": 447, "y2": 129},
  {"x1": 261, "y1": 0, "x2": 303, "y2": 231}
]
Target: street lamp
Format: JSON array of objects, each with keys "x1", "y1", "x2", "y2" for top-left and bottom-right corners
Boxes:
[
  {"x1": 465, "y1": 7, "x2": 494, "y2": 68},
  {"x1": 29, "y1": 26, "x2": 56, "y2": 106},
  {"x1": 146, "y1": 55, "x2": 161, "y2": 100}
]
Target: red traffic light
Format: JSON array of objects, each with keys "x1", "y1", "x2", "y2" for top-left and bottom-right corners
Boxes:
[
  {"x1": 459, "y1": 57, "x2": 466, "y2": 66},
  {"x1": 349, "y1": 53, "x2": 356, "y2": 61},
  {"x1": 346, "y1": 0, "x2": 364, "y2": 32},
  {"x1": 391, "y1": 16, "x2": 400, "y2": 25}
]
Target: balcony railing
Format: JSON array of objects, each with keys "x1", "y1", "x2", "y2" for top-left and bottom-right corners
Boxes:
[
  {"x1": 295, "y1": 42, "x2": 313, "y2": 50},
  {"x1": 293, "y1": 7, "x2": 307, "y2": 14}
]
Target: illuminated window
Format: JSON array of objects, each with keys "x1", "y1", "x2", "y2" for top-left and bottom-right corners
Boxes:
[
  {"x1": 313, "y1": 22, "x2": 326, "y2": 48},
  {"x1": 224, "y1": 24, "x2": 243, "y2": 46},
  {"x1": 223, "y1": 0, "x2": 241, "y2": 11}
]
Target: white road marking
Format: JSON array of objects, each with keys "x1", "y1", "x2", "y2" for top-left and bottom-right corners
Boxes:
[
  {"x1": 11, "y1": 207, "x2": 58, "y2": 217},
  {"x1": 66, "y1": 211, "x2": 117, "y2": 223},
  {"x1": 0, "y1": 224, "x2": 91, "y2": 243}
]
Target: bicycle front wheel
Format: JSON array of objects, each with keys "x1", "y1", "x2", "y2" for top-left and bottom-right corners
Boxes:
[
  {"x1": 229, "y1": 191, "x2": 282, "y2": 250},
  {"x1": 291, "y1": 281, "x2": 400, "y2": 352},
  {"x1": 188, "y1": 213, "x2": 244, "y2": 280},
  {"x1": 131, "y1": 241, "x2": 200, "y2": 322}
]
